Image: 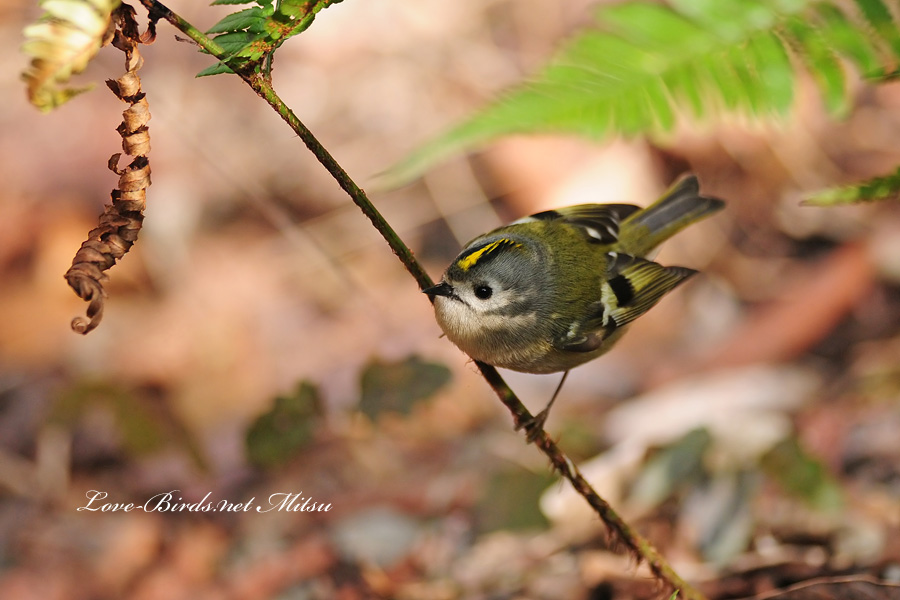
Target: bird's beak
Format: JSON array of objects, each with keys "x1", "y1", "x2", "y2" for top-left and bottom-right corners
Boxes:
[{"x1": 423, "y1": 281, "x2": 454, "y2": 298}]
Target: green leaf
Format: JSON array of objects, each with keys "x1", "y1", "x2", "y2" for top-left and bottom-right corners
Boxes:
[
  {"x1": 854, "y1": 0, "x2": 900, "y2": 57},
  {"x1": 694, "y1": 471, "x2": 758, "y2": 564},
  {"x1": 52, "y1": 382, "x2": 162, "y2": 455},
  {"x1": 760, "y1": 437, "x2": 844, "y2": 511},
  {"x1": 278, "y1": 0, "x2": 315, "y2": 18},
  {"x1": 358, "y1": 355, "x2": 452, "y2": 420},
  {"x1": 703, "y1": 50, "x2": 744, "y2": 110},
  {"x1": 51, "y1": 380, "x2": 203, "y2": 464},
  {"x1": 210, "y1": 30, "x2": 256, "y2": 54},
  {"x1": 245, "y1": 381, "x2": 322, "y2": 468},
  {"x1": 196, "y1": 61, "x2": 235, "y2": 77},
  {"x1": 784, "y1": 16, "x2": 848, "y2": 115},
  {"x1": 475, "y1": 467, "x2": 554, "y2": 532},
  {"x1": 627, "y1": 428, "x2": 712, "y2": 509},
  {"x1": 663, "y1": 63, "x2": 706, "y2": 118},
  {"x1": 668, "y1": 0, "x2": 779, "y2": 41},
  {"x1": 644, "y1": 78, "x2": 675, "y2": 130},
  {"x1": 271, "y1": 0, "x2": 344, "y2": 42},
  {"x1": 804, "y1": 167, "x2": 900, "y2": 205},
  {"x1": 212, "y1": 0, "x2": 272, "y2": 5},
  {"x1": 728, "y1": 44, "x2": 766, "y2": 114},
  {"x1": 601, "y1": 2, "x2": 704, "y2": 50},
  {"x1": 197, "y1": 0, "x2": 342, "y2": 77},
  {"x1": 746, "y1": 31, "x2": 794, "y2": 114},
  {"x1": 815, "y1": 4, "x2": 882, "y2": 77},
  {"x1": 206, "y1": 6, "x2": 268, "y2": 34}
]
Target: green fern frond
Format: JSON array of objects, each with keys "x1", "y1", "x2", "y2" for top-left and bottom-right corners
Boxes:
[
  {"x1": 805, "y1": 167, "x2": 900, "y2": 205},
  {"x1": 386, "y1": 0, "x2": 900, "y2": 184},
  {"x1": 855, "y1": 0, "x2": 900, "y2": 57}
]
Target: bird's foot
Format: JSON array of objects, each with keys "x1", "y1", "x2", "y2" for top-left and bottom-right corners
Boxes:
[{"x1": 517, "y1": 409, "x2": 549, "y2": 444}]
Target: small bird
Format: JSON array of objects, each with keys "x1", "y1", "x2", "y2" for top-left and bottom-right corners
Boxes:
[{"x1": 423, "y1": 174, "x2": 724, "y2": 436}]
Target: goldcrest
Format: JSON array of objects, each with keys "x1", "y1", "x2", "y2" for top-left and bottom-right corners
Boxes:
[{"x1": 424, "y1": 174, "x2": 724, "y2": 432}]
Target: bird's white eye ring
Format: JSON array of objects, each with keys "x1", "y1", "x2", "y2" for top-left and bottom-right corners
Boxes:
[{"x1": 474, "y1": 284, "x2": 493, "y2": 300}]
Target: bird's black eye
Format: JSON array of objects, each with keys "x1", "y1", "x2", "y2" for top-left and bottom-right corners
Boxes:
[{"x1": 474, "y1": 284, "x2": 493, "y2": 300}]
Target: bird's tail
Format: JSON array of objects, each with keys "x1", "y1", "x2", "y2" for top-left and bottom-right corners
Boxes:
[{"x1": 618, "y1": 175, "x2": 724, "y2": 257}]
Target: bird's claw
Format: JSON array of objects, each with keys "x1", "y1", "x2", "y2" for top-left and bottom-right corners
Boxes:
[{"x1": 518, "y1": 409, "x2": 549, "y2": 443}]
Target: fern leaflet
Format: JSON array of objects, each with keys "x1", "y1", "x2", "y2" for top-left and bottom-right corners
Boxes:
[{"x1": 387, "y1": 0, "x2": 900, "y2": 184}]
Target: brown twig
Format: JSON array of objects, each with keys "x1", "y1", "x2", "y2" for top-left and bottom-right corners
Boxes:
[{"x1": 476, "y1": 361, "x2": 701, "y2": 597}]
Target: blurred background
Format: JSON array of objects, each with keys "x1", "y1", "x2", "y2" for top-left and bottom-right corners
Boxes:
[{"x1": 2, "y1": 0, "x2": 900, "y2": 598}]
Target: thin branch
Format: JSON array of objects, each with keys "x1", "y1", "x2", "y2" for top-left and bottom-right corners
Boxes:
[
  {"x1": 139, "y1": 0, "x2": 431, "y2": 291},
  {"x1": 134, "y1": 2, "x2": 706, "y2": 598},
  {"x1": 476, "y1": 361, "x2": 701, "y2": 598},
  {"x1": 141, "y1": 0, "x2": 226, "y2": 56},
  {"x1": 243, "y1": 73, "x2": 435, "y2": 292}
]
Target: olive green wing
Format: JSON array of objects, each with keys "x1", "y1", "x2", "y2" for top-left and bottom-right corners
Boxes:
[
  {"x1": 554, "y1": 253, "x2": 696, "y2": 353},
  {"x1": 601, "y1": 253, "x2": 697, "y2": 328},
  {"x1": 521, "y1": 204, "x2": 641, "y2": 245}
]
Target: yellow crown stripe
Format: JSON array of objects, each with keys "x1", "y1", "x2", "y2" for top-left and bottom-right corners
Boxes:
[{"x1": 457, "y1": 238, "x2": 520, "y2": 271}]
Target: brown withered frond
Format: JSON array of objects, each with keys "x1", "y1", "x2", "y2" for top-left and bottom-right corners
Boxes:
[
  {"x1": 22, "y1": 0, "x2": 119, "y2": 112},
  {"x1": 64, "y1": 3, "x2": 152, "y2": 334}
]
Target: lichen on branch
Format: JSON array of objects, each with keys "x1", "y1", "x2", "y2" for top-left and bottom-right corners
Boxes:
[{"x1": 64, "y1": 3, "x2": 152, "y2": 334}]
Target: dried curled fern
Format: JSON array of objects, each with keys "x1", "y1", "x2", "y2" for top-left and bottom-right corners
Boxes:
[
  {"x1": 21, "y1": 2, "x2": 154, "y2": 334},
  {"x1": 23, "y1": 0, "x2": 348, "y2": 334},
  {"x1": 388, "y1": 0, "x2": 900, "y2": 185},
  {"x1": 63, "y1": 3, "x2": 153, "y2": 334},
  {"x1": 22, "y1": 0, "x2": 120, "y2": 112}
]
